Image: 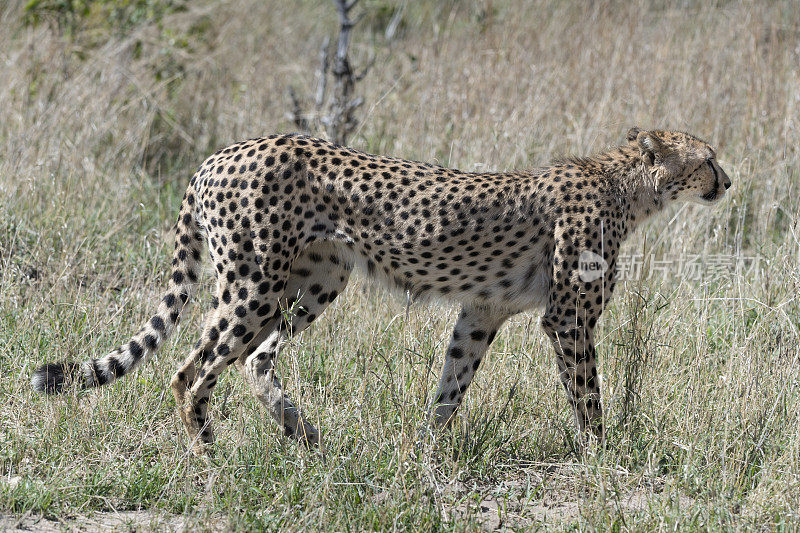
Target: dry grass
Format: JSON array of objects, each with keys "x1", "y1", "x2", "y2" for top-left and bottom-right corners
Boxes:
[{"x1": 1, "y1": 0, "x2": 799, "y2": 530}]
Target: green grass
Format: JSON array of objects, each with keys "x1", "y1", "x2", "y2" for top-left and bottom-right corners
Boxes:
[{"x1": 1, "y1": 0, "x2": 799, "y2": 530}]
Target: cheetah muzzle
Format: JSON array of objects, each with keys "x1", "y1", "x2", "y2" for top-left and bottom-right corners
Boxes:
[{"x1": 32, "y1": 127, "x2": 732, "y2": 454}]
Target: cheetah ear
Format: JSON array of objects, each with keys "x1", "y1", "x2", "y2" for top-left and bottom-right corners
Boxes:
[
  {"x1": 626, "y1": 127, "x2": 641, "y2": 143},
  {"x1": 635, "y1": 131, "x2": 665, "y2": 167}
]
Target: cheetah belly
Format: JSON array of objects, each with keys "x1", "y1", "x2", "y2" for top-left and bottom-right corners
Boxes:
[
  {"x1": 499, "y1": 261, "x2": 551, "y2": 311},
  {"x1": 322, "y1": 236, "x2": 552, "y2": 314}
]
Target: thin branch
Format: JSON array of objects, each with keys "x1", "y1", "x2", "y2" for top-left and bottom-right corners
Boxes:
[
  {"x1": 354, "y1": 54, "x2": 375, "y2": 82},
  {"x1": 287, "y1": 86, "x2": 308, "y2": 131},
  {"x1": 343, "y1": 0, "x2": 359, "y2": 14},
  {"x1": 285, "y1": 0, "x2": 371, "y2": 145},
  {"x1": 385, "y1": 5, "x2": 403, "y2": 42}
]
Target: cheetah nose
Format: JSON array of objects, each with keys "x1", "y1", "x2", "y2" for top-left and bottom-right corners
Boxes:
[{"x1": 723, "y1": 178, "x2": 732, "y2": 190}]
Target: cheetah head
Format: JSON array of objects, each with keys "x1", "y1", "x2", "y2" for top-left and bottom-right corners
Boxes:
[{"x1": 627, "y1": 127, "x2": 732, "y2": 205}]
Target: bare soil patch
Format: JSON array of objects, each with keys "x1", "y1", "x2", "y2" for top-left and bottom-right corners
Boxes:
[{"x1": 1, "y1": 511, "x2": 228, "y2": 532}]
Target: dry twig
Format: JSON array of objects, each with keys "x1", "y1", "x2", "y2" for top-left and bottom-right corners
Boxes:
[{"x1": 288, "y1": 0, "x2": 379, "y2": 145}]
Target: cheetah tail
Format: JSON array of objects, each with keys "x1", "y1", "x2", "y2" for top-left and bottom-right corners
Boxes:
[{"x1": 31, "y1": 190, "x2": 204, "y2": 394}]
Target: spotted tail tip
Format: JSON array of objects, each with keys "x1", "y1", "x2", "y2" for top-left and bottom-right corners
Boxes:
[{"x1": 31, "y1": 362, "x2": 82, "y2": 394}]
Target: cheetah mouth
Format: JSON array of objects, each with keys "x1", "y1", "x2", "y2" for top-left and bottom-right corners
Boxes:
[
  {"x1": 700, "y1": 160, "x2": 724, "y2": 203},
  {"x1": 700, "y1": 177, "x2": 728, "y2": 203},
  {"x1": 701, "y1": 189, "x2": 719, "y2": 202}
]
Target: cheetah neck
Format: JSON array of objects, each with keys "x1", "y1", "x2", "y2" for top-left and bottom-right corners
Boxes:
[{"x1": 598, "y1": 145, "x2": 665, "y2": 232}]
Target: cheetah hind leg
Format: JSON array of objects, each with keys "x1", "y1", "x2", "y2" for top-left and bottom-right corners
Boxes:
[
  {"x1": 171, "y1": 250, "x2": 297, "y2": 455},
  {"x1": 416, "y1": 305, "x2": 508, "y2": 449},
  {"x1": 239, "y1": 242, "x2": 352, "y2": 448},
  {"x1": 172, "y1": 284, "x2": 280, "y2": 456}
]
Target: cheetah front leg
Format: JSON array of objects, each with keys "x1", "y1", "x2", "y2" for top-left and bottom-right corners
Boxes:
[
  {"x1": 428, "y1": 305, "x2": 509, "y2": 428},
  {"x1": 540, "y1": 319, "x2": 604, "y2": 442},
  {"x1": 542, "y1": 232, "x2": 617, "y2": 445}
]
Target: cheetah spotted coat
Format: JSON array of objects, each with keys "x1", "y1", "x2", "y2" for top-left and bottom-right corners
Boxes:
[{"x1": 33, "y1": 128, "x2": 731, "y2": 452}]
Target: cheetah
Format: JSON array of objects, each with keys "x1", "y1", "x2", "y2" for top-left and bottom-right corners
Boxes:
[{"x1": 32, "y1": 127, "x2": 731, "y2": 453}]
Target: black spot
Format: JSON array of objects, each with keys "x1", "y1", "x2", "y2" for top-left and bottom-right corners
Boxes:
[
  {"x1": 92, "y1": 360, "x2": 108, "y2": 386},
  {"x1": 469, "y1": 330, "x2": 486, "y2": 342},
  {"x1": 129, "y1": 341, "x2": 144, "y2": 359},
  {"x1": 108, "y1": 357, "x2": 126, "y2": 378},
  {"x1": 144, "y1": 335, "x2": 158, "y2": 350},
  {"x1": 150, "y1": 316, "x2": 166, "y2": 332},
  {"x1": 449, "y1": 347, "x2": 464, "y2": 359}
]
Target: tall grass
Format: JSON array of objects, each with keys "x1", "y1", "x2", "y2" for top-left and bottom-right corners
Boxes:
[{"x1": 1, "y1": 0, "x2": 798, "y2": 529}]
